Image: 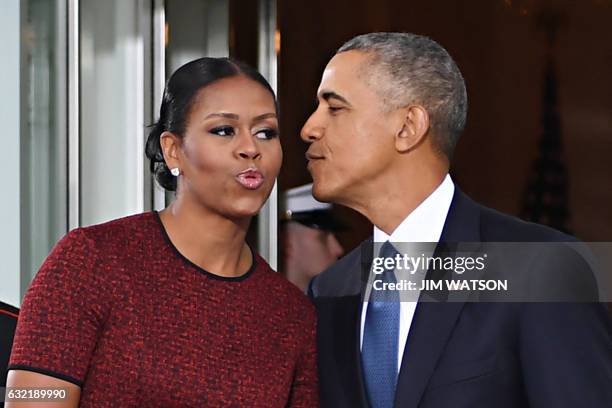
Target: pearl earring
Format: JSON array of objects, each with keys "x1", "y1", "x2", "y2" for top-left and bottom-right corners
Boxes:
[{"x1": 170, "y1": 168, "x2": 180, "y2": 177}]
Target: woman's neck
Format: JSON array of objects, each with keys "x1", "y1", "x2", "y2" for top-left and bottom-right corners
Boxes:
[{"x1": 158, "y1": 196, "x2": 252, "y2": 278}]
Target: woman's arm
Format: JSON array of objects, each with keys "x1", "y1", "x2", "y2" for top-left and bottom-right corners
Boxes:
[
  {"x1": 7, "y1": 228, "x2": 108, "y2": 405},
  {"x1": 5, "y1": 370, "x2": 81, "y2": 408},
  {"x1": 287, "y1": 306, "x2": 319, "y2": 407}
]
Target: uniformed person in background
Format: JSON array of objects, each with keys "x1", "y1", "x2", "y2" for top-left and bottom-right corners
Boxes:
[{"x1": 280, "y1": 183, "x2": 345, "y2": 292}]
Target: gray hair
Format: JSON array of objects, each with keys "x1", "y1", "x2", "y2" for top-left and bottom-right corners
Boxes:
[{"x1": 337, "y1": 32, "x2": 467, "y2": 160}]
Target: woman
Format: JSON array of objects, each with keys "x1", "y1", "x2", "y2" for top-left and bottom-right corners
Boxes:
[{"x1": 7, "y1": 58, "x2": 318, "y2": 407}]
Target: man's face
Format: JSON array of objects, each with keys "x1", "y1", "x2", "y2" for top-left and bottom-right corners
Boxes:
[{"x1": 300, "y1": 51, "x2": 398, "y2": 206}]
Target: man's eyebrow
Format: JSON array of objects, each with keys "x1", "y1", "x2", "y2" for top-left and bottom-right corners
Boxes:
[{"x1": 319, "y1": 90, "x2": 352, "y2": 106}]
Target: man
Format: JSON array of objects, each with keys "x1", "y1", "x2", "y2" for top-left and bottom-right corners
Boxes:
[
  {"x1": 301, "y1": 32, "x2": 612, "y2": 408},
  {"x1": 280, "y1": 183, "x2": 345, "y2": 292}
]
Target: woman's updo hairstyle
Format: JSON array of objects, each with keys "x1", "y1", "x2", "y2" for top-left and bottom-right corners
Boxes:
[{"x1": 146, "y1": 57, "x2": 277, "y2": 191}]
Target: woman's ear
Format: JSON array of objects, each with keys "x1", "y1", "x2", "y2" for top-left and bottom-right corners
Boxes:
[
  {"x1": 395, "y1": 104, "x2": 430, "y2": 153},
  {"x1": 160, "y1": 131, "x2": 182, "y2": 170}
]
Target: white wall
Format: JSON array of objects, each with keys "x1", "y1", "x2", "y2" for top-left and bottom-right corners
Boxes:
[{"x1": 0, "y1": 0, "x2": 23, "y2": 307}]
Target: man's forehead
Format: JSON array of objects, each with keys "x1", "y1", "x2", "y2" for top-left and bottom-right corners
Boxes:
[
  {"x1": 317, "y1": 51, "x2": 370, "y2": 96},
  {"x1": 322, "y1": 52, "x2": 367, "y2": 80}
]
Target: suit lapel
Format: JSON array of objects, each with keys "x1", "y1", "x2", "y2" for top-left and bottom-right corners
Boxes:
[
  {"x1": 324, "y1": 293, "x2": 369, "y2": 407},
  {"x1": 394, "y1": 189, "x2": 481, "y2": 408},
  {"x1": 355, "y1": 238, "x2": 374, "y2": 407},
  {"x1": 354, "y1": 296, "x2": 371, "y2": 407},
  {"x1": 326, "y1": 239, "x2": 373, "y2": 407}
]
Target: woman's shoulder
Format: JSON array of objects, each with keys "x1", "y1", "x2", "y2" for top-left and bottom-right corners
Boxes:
[
  {"x1": 67, "y1": 211, "x2": 158, "y2": 250},
  {"x1": 44, "y1": 212, "x2": 161, "y2": 278},
  {"x1": 252, "y1": 253, "x2": 315, "y2": 314},
  {"x1": 77, "y1": 211, "x2": 156, "y2": 237}
]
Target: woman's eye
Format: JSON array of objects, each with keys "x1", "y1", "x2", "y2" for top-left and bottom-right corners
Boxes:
[
  {"x1": 254, "y1": 128, "x2": 279, "y2": 140},
  {"x1": 210, "y1": 126, "x2": 235, "y2": 136}
]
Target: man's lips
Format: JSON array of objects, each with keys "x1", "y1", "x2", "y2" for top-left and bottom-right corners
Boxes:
[
  {"x1": 235, "y1": 168, "x2": 264, "y2": 190},
  {"x1": 306, "y1": 151, "x2": 324, "y2": 173},
  {"x1": 305, "y1": 151, "x2": 324, "y2": 161}
]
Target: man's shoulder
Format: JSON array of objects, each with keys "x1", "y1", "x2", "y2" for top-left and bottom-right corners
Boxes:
[
  {"x1": 309, "y1": 193, "x2": 579, "y2": 298},
  {"x1": 475, "y1": 201, "x2": 576, "y2": 243}
]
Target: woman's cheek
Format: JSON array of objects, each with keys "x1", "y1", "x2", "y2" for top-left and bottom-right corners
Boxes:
[{"x1": 266, "y1": 142, "x2": 283, "y2": 176}]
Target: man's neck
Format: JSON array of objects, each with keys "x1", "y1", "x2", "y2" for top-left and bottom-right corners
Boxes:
[{"x1": 357, "y1": 168, "x2": 448, "y2": 235}]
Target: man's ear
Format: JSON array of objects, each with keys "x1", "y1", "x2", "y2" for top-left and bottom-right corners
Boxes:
[
  {"x1": 159, "y1": 131, "x2": 182, "y2": 170},
  {"x1": 394, "y1": 104, "x2": 430, "y2": 153}
]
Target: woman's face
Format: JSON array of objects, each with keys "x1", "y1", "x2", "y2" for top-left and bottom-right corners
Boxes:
[{"x1": 175, "y1": 75, "x2": 282, "y2": 219}]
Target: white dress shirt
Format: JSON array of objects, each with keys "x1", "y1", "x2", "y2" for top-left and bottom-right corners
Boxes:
[{"x1": 360, "y1": 174, "x2": 455, "y2": 371}]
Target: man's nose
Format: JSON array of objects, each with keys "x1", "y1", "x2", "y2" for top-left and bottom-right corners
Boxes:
[{"x1": 300, "y1": 110, "x2": 324, "y2": 143}]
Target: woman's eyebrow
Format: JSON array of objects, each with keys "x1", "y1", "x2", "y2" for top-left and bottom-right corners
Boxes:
[
  {"x1": 204, "y1": 112, "x2": 240, "y2": 120},
  {"x1": 203, "y1": 112, "x2": 277, "y2": 121},
  {"x1": 253, "y1": 112, "x2": 277, "y2": 121}
]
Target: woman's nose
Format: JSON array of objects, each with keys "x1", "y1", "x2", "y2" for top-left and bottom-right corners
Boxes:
[{"x1": 236, "y1": 133, "x2": 261, "y2": 160}]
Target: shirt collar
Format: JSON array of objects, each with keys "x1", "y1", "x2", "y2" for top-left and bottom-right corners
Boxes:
[{"x1": 373, "y1": 174, "x2": 455, "y2": 244}]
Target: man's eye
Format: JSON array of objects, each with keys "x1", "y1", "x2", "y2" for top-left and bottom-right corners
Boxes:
[
  {"x1": 328, "y1": 106, "x2": 343, "y2": 114},
  {"x1": 254, "y1": 128, "x2": 279, "y2": 140},
  {"x1": 210, "y1": 126, "x2": 235, "y2": 136}
]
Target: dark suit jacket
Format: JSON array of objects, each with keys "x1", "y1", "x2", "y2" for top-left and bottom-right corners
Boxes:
[
  {"x1": 309, "y1": 189, "x2": 612, "y2": 408},
  {"x1": 1, "y1": 301, "x2": 19, "y2": 390}
]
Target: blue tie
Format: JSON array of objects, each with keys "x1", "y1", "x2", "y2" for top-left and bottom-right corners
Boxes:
[{"x1": 362, "y1": 241, "x2": 400, "y2": 408}]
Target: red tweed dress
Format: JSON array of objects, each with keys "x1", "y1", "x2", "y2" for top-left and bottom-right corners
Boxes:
[{"x1": 9, "y1": 212, "x2": 318, "y2": 407}]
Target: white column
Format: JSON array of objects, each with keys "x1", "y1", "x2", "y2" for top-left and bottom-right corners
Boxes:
[
  {"x1": 257, "y1": 0, "x2": 278, "y2": 269},
  {"x1": 152, "y1": 0, "x2": 167, "y2": 211},
  {"x1": 0, "y1": 0, "x2": 24, "y2": 307},
  {"x1": 68, "y1": 0, "x2": 80, "y2": 230}
]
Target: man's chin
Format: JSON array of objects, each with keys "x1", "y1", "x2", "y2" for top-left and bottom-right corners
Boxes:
[{"x1": 311, "y1": 180, "x2": 337, "y2": 203}]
